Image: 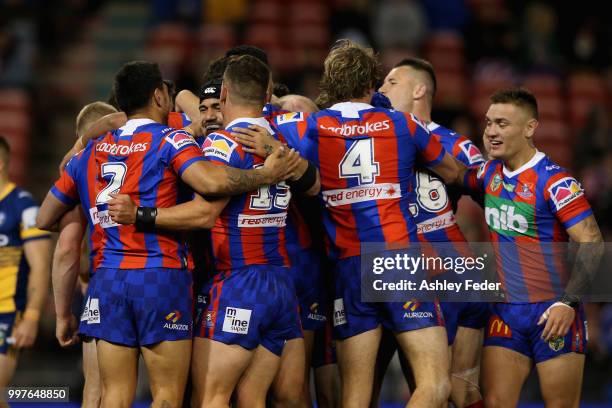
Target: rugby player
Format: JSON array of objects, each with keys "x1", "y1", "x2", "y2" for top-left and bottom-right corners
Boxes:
[
  {"x1": 264, "y1": 40, "x2": 461, "y2": 407},
  {"x1": 53, "y1": 101, "x2": 118, "y2": 408},
  {"x1": 463, "y1": 89, "x2": 603, "y2": 407},
  {"x1": 377, "y1": 57, "x2": 486, "y2": 408},
  {"x1": 36, "y1": 60, "x2": 296, "y2": 407},
  {"x1": 0, "y1": 136, "x2": 52, "y2": 392}
]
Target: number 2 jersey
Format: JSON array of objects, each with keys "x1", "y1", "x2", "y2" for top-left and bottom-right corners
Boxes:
[
  {"x1": 412, "y1": 122, "x2": 484, "y2": 242},
  {"x1": 51, "y1": 118, "x2": 205, "y2": 270},
  {"x1": 272, "y1": 102, "x2": 447, "y2": 260},
  {"x1": 202, "y1": 117, "x2": 290, "y2": 271},
  {"x1": 464, "y1": 151, "x2": 593, "y2": 302}
]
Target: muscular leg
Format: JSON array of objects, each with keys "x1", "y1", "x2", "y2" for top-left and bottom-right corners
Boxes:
[
  {"x1": 450, "y1": 327, "x2": 484, "y2": 408},
  {"x1": 536, "y1": 353, "x2": 584, "y2": 408},
  {"x1": 270, "y1": 337, "x2": 306, "y2": 407},
  {"x1": 141, "y1": 339, "x2": 191, "y2": 408},
  {"x1": 395, "y1": 326, "x2": 451, "y2": 408},
  {"x1": 314, "y1": 363, "x2": 341, "y2": 408},
  {"x1": 96, "y1": 340, "x2": 139, "y2": 408},
  {"x1": 336, "y1": 326, "x2": 382, "y2": 408},
  {"x1": 192, "y1": 337, "x2": 253, "y2": 408},
  {"x1": 370, "y1": 327, "x2": 398, "y2": 408},
  {"x1": 0, "y1": 349, "x2": 18, "y2": 408},
  {"x1": 302, "y1": 330, "x2": 315, "y2": 405},
  {"x1": 236, "y1": 345, "x2": 281, "y2": 408},
  {"x1": 82, "y1": 338, "x2": 102, "y2": 408},
  {"x1": 482, "y1": 346, "x2": 531, "y2": 408}
]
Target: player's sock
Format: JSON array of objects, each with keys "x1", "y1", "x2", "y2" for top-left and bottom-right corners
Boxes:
[{"x1": 465, "y1": 400, "x2": 484, "y2": 408}]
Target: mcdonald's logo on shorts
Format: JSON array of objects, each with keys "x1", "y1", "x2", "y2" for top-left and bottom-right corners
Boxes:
[{"x1": 488, "y1": 315, "x2": 512, "y2": 338}]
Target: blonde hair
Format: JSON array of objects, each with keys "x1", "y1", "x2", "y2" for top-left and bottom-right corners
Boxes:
[
  {"x1": 75, "y1": 101, "x2": 117, "y2": 139},
  {"x1": 319, "y1": 40, "x2": 381, "y2": 105}
]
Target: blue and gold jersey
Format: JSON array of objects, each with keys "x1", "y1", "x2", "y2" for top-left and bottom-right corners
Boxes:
[{"x1": 0, "y1": 183, "x2": 50, "y2": 313}]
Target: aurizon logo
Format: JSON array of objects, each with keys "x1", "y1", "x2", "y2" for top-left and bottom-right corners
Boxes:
[
  {"x1": 485, "y1": 203, "x2": 528, "y2": 234},
  {"x1": 321, "y1": 120, "x2": 390, "y2": 136}
]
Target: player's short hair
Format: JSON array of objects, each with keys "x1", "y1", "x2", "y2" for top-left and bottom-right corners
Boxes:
[
  {"x1": 0, "y1": 136, "x2": 10, "y2": 165},
  {"x1": 225, "y1": 45, "x2": 269, "y2": 66},
  {"x1": 490, "y1": 88, "x2": 539, "y2": 120},
  {"x1": 223, "y1": 55, "x2": 270, "y2": 106},
  {"x1": 394, "y1": 57, "x2": 437, "y2": 97},
  {"x1": 273, "y1": 83, "x2": 290, "y2": 98},
  {"x1": 319, "y1": 39, "x2": 381, "y2": 104},
  {"x1": 113, "y1": 61, "x2": 164, "y2": 115},
  {"x1": 203, "y1": 56, "x2": 229, "y2": 83},
  {"x1": 75, "y1": 102, "x2": 118, "y2": 139}
]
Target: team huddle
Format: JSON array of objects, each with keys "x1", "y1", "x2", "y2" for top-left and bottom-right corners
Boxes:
[{"x1": 19, "y1": 40, "x2": 602, "y2": 408}]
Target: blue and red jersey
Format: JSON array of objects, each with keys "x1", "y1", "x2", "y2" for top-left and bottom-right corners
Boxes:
[
  {"x1": 202, "y1": 117, "x2": 291, "y2": 271},
  {"x1": 412, "y1": 122, "x2": 484, "y2": 242},
  {"x1": 272, "y1": 102, "x2": 446, "y2": 260},
  {"x1": 51, "y1": 118, "x2": 205, "y2": 270},
  {"x1": 464, "y1": 151, "x2": 593, "y2": 302}
]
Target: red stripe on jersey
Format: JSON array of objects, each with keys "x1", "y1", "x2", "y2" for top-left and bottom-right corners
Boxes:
[
  {"x1": 91, "y1": 142, "x2": 108, "y2": 270},
  {"x1": 118, "y1": 133, "x2": 150, "y2": 269},
  {"x1": 278, "y1": 226, "x2": 290, "y2": 266},
  {"x1": 168, "y1": 111, "x2": 185, "y2": 129},
  {"x1": 373, "y1": 114, "x2": 410, "y2": 245},
  {"x1": 576, "y1": 314, "x2": 585, "y2": 352},
  {"x1": 157, "y1": 165, "x2": 180, "y2": 268}
]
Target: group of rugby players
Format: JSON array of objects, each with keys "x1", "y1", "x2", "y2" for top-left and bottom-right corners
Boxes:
[{"x1": 31, "y1": 39, "x2": 603, "y2": 408}]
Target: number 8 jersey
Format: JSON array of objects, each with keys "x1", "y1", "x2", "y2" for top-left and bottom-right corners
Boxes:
[
  {"x1": 52, "y1": 118, "x2": 205, "y2": 270},
  {"x1": 273, "y1": 102, "x2": 446, "y2": 260},
  {"x1": 202, "y1": 117, "x2": 291, "y2": 270}
]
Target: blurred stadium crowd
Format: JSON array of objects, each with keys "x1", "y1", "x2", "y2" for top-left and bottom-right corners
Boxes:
[{"x1": 1, "y1": 0, "x2": 611, "y2": 404}]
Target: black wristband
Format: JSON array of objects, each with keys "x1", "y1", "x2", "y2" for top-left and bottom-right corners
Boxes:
[
  {"x1": 135, "y1": 207, "x2": 157, "y2": 231},
  {"x1": 559, "y1": 293, "x2": 580, "y2": 308},
  {"x1": 287, "y1": 161, "x2": 317, "y2": 193}
]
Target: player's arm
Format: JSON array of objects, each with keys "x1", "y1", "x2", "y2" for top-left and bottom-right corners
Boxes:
[
  {"x1": 231, "y1": 124, "x2": 320, "y2": 195},
  {"x1": 108, "y1": 193, "x2": 229, "y2": 230},
  {"x1": 175, "y1": 90, "x2": 200, "y2": 123},
  {"x1": 12, "y1": 235, "x2": 52, "y2": 349},
  {"x1": 37, "y1": 192, "x2": 75, "y2": 231},
  {"x1": 52, "y1": 208, "x2": 86, "y2": 347},
  {"x1": 181, "y1": 146, "x2": 301, "y2": 196},
  {"x1": 59, "y1": 112, "x2": 127, "y2": 174}
]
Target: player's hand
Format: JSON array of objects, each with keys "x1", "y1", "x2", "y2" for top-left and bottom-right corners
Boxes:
[
  {"x1": 12, "y1": 316, "x2": 39, "y2": 348},
  {"x1": 537, "y1": 302, "x2": 575, "y2": 341},
  {"x1": 56, "y1": 314, "x2": 80, "y2": 347},
  {"x1": 108, "y1": 193, "x2": 137, "y2": 224},
  {"x1": 231, "y1": 125, "x2": 281, "y2": 158}
]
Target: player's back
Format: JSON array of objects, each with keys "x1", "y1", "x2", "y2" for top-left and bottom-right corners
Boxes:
[
  {"x1": 202, "y1": 118, "x2": 291, "y2": 270},
  {"x1": 411, "y1": 122, "x2": 484, "y2": 242},
  {"x1": 275, "y1": 102, "x2": 445, "y2": 259},
  {"x1": 62, "y1": 119, "x2": 201, "y2": 270}
]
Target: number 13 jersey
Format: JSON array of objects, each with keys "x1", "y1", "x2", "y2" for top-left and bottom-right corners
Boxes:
[
  {"x1": 52, "y1": 118, "x2": 205, "y2": 270},
  {"x1": 273, "y1": 102, "x2": 446, "y2": 260}
]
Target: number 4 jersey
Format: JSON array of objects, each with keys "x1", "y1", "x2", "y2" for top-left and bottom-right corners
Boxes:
[
  {"x1": 51, "y1": 118, "x2": 205, "y2": 270},
  {"x1": 202, "y1": 117, "x2": 291, "y2": 270},
  {"x1": 272, "y1": 102, "x2": 446, "y2": 260}
]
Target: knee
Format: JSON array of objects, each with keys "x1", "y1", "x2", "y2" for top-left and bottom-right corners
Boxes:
[
  {"x1": 542, "y1": 398, "x2": 575, "y2": 408},
  {"x1": 271, "y1": 390, "x2": 304, "y2": 408},
  {"x1": 419, "y1": 377, "x2": 452, "y2": 405},
  {"x1": 484, "y1": 393, "x2": 507, "y2": 408}
]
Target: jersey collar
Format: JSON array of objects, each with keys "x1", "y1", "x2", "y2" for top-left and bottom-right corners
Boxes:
[
  {"x1": 118, "y1": 118, "x2": 157, "y2": 136},
  {"x1": 225, "y1": 117, "x2": 274, "y2": 134},
  {"x1": 502, "y1": 150, "x2": 545, "y2": 178},
  {"x1": 0, "y1": 182, "x2": 16, "y2": 202},
  {"x1": 329, "y1": 102, "x2": 374, "y2": 118},
  {"x1": 427, "y1": 121, "x2": 440, "y2": 132}
]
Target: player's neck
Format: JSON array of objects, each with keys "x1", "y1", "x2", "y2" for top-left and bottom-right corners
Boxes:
[
  {"x1": 412, "y1": 101, "x2": 431, "y2": 123},
  {"x1": 223, "y1": 105, "x2": 263, "y2": 127},
  {"x1": 348, "y1": 96, "x2": 371, "y2": 104},
  {"x1": 0, "y1": 175, "x2": 10, "y2": 191},
  {"x1": 504, "y1": 146, "x2": 538, "y2": 172},
  {"x1": 128, "y1": 108, "x2": 165, "y2": 125}
]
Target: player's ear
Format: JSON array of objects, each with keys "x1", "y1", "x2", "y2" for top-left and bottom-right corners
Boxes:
[
  {"x1": 220, "y1": 85, "x2": 228, "y2": 105},
  {"x1": 153, "y1": 87, "x2": 164, "y2": 108},
  {"x1": 525, "y1": 118, "x2": 538, "y2": 140},
  {"x1": 413, "y1": 83, "x2": 427, "y2": 100}
]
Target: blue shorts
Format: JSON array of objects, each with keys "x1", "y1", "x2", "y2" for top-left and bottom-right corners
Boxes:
[
  {"x1": 79, "y1": 268, "x2": 193, "y2": 347},
  {"x1": 441, "y1": 302, "x2": 489, "y2": 345},
  {"x1": 333, "y1": 256, "x2": 445, "y2": 340},
  {"x1": 290, "y1": 250, "x2": 327, "y2": 332},
  {"x1": 484, "y1": 302, "x2": 587, "y2": 363},
  {"x1": 196, "y1": 265, "x2": 302, "y2": 356},
  {"x1": 0, "y1": 312, "x2": 18, "y2": 354}
]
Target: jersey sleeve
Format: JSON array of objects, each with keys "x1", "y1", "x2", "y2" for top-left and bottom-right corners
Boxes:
[
  {"x1": 544, "y1": 172, "x2": 593, "y2": 229},
  {"x1": 51, "y1": 155, "x2": 80, "y2": 206},
  {"x1": 406, "y1": 113, "x2": 445, "y2": 168},
  {"x1": 16, "y1": 191, "x2": 51, "y2": 242},
  {"x1": 463, "y1": 161, "x2": 489, "y2": 192},
  {"x1": 168, "y1": 111, "x2": 192, "y2": 129},
  {"x1": 453, "y1": 136, "x2": 484, "y2": 168},
  {"x1": 161, "y1": 129, "x2": 205, "y2": 176},
  {"x1": 201, "y1": 132, "x2": 247, "y2": 169},
  {"x1": 272, "y1": 112, "x2": 310, "y2": 153}
]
